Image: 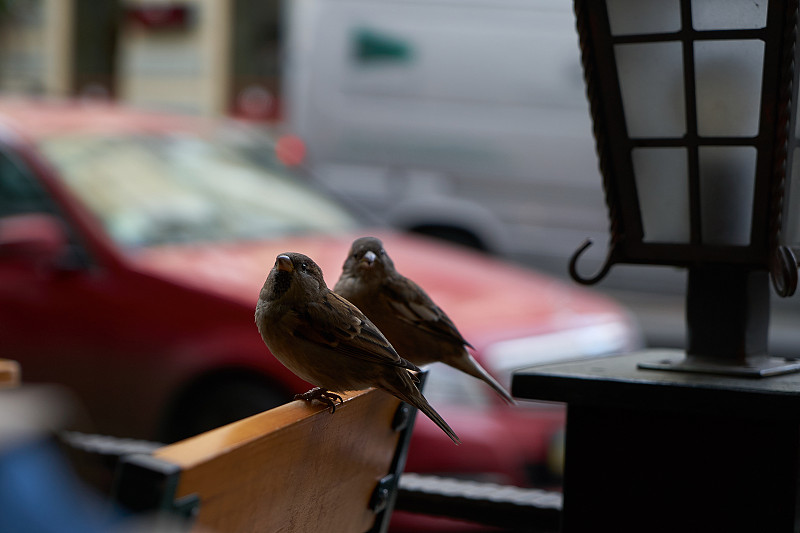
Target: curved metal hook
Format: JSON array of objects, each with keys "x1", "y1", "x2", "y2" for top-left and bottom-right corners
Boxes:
[
  {"x1": 771, "y1": 245, "x2": 799, "y2": 298},
  {"x1": 569, "y1": 238, "x2": 615, "y2": 286}
]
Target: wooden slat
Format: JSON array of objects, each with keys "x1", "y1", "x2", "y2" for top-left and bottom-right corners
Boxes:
[
  {"x1": 154, "y1": 387, "x2": 403, "y2": 533},
  {"x1": 0, "y1": 359, "x2": 20, "y2": 388}
]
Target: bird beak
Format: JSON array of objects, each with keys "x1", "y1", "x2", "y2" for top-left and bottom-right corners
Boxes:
[
  {"x1": 276, "y1": 254, "x2": 294, "y2": 272},
  {"x1": 362, "y1": 250, "x2": 377, "y2": 266}
]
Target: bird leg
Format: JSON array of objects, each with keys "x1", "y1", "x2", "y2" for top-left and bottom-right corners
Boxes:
[{"x1": 294, "y1": 387, "x2": 344, "y2": 413}]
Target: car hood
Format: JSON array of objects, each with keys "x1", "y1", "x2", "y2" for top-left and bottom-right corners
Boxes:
[{"x1": 126, "y1": 231, "x2": 630, "y2": 349}]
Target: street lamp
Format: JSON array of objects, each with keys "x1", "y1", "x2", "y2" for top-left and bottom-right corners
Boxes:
[
  {"x1": 568, "y1": 0, "x2": 800, "y2": 376},
  {"x1": 511, "y1": 4, "x2": 800, "y2": 530}
]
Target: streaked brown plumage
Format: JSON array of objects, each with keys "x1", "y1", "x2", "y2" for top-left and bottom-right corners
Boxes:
[
  {"x1": 255, "y1": 252, "x2": 460, "y2": 444},
  {"x1": 334, "y1": 237, "x2": 514, "y2": 404}
]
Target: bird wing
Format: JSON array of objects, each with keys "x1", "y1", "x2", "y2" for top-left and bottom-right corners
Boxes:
[
  {"x1": 290, "y1": 290, "x2": 420, "y2": 373},
  {"x1": 384, "y1": 275, "x2": 474, "y2": 349}
]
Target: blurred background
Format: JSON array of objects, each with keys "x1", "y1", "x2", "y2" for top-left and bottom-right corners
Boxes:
[
  {"x1": 0, "y1": 0, "x2": 686, "y2": 342},
  {"x1": 0, "y1": 0, "x2": 781, "y2": 352}
]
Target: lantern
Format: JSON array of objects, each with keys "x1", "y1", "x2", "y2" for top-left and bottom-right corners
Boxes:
[{"x1": 568, "y1": 0, "x2": 800, "y2": 376}]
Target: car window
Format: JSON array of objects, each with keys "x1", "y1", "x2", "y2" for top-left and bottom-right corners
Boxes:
[
  {"x1": 0, "y1": 145, "x2": 93, "y2": 269},
  {"x1": 37, "y1": 134, "x2": 360, "y2": 248},
  {"x1": 0, "y1": 147, "x2": 54, "y2": 217}
]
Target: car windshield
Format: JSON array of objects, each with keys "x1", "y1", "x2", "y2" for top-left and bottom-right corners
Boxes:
[{"x1": 37, "y1": 132, "x2": 359, "y2": 248}]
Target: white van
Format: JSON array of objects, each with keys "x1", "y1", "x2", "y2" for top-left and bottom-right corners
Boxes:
[{"x1": 282, "y1": 0, "x2": 612, "y2": 275}]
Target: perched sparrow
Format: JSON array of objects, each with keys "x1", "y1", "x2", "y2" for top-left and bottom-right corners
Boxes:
[
  {"x1": 255, "y1": 252, "x2": 460, "y2": 444},
  {"x1": 334, "y1": 237, "x2": 514, "y2": 404}
]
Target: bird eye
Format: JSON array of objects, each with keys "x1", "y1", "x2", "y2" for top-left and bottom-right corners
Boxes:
[
  {"x1": 300, "y1": 262, "x2": 308, "y2": 271},
  {"x1": 380, "y1": 249, "x2": 386, "y2": 255}
]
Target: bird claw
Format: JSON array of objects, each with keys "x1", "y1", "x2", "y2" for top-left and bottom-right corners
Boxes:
[{"x1": 294, "y1": 387, "x2": 343, "y2": 413}]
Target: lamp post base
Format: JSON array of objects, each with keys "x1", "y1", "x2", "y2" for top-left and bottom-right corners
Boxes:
[
  {"x1": 637, "y1": 352, "x2": 800, "y2": 377},
  {"x1": 640, "y1": 267, "x2": 800, "y2": 377}
]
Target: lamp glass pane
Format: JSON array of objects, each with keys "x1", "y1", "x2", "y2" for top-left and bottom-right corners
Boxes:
[
  {"x1": 695, "y1": 40, "x2": 764, "y2": 137},
  {"x1": 607, "y1": 0, "x2": 681, "y2": 36},
  {"x1": 691, "y1": 0, "x2": 769, "y2": 30},
  {"x1": 699, "y1": 146, "x2": 756, "y2": 246},
  {"x1": 615, "y1": 42, "x2": 686, "y2": 138},
  {"x1": 632, "y1": 148, "x2": 690, "y2": 243}
]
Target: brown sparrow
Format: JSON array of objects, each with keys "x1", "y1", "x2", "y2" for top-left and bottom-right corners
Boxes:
[
  {"x1": 334, "y1": 237, "x2": 514, "y2": 404},
  {"x1": 255, "y1": 252, "x2": 460, "y2": 444}
]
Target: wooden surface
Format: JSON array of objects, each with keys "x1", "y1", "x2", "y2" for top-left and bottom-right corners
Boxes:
[
  {"x1": 0, "y1": 359, "x2": 20, "y2": 388},
  {"x1": 155, "y1": 387, "x2": 403, "y2": 533}
]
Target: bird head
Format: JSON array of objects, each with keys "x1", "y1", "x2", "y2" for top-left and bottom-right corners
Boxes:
[
  {"x1": 343, "y1": 236, "x2": 395, "y2": 278},
  {"x1": 263, "y1": 252, "x2": 327, "y2": 302}
]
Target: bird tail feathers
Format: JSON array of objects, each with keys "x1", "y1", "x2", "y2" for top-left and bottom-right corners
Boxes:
[
  {"x1": 451, "y1": 353, "x2": 515, "y2": 405},
  {"x1": 383, "y1": 374, "x2": 460, "y2": 445}
]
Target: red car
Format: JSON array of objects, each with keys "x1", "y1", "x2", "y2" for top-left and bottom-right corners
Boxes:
[{"x1": 0, "y1": 99, "x2": 639, "y2": 513}]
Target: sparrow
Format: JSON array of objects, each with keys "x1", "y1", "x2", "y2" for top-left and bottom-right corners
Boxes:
[
  {"x1": 255, "y1": 252, "x2": 460, "y2": 444},
  {"x1": 334, "y1": 237, "x2": 515, "y2": 404}
]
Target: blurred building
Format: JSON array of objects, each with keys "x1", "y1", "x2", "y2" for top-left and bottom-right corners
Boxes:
[{"x1": 0, "y1": 0, "x2": 282, "y2": 120}]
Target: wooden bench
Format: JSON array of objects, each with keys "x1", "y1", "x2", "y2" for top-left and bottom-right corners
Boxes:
[{"x1": 112, "y1": 386, "x2": 416, "y2": 533}]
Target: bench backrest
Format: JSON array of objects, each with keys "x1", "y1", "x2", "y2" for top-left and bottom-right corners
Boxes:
[{"x1": 113, "y1": 386, "x2": 418, "y2": 533}]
